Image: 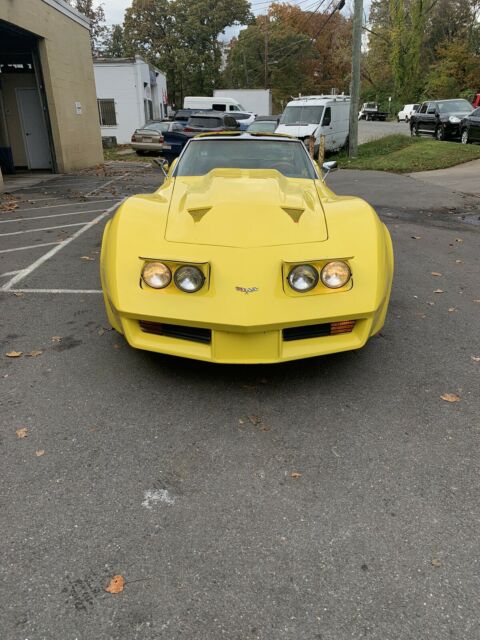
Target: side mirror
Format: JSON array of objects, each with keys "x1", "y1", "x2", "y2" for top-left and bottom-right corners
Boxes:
[{"x1": 321, "y1": 161, "x2": 337, "y2": 181}]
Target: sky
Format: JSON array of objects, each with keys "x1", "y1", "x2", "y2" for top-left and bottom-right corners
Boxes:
[{"x1": 101, "y1": 0, "x2": 371, "y2": 32}]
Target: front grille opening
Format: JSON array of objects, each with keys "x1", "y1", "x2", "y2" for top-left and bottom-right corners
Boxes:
[
  {"x1": 139, "y1": 320, "x2": 211, "y2": 344},
  {"x1": 283, "y1": 320, "x2": 355, "y2": 342}
]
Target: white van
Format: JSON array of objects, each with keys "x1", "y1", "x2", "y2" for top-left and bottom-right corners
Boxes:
[
  {"x1": 276, "y1": 95, "x2": 350, "y2": 154},
  {"x1": 183, "y1": 96, "x2": 246, "y2": 112}
]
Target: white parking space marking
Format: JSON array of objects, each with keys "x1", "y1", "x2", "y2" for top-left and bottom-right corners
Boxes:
[
  {"x1": 0, "y1": 241, "x2": 60, "y2": 254},
  {"x1": 0, "y1": 270, "x2": 23, "y2": 278},
  {"x1": 6, "y1": 199, "x2": 117, "y2": 214},
  {"x1": 7, "y1": 288, "x2": 103, "y2": 294},
  {"x1": 1, "y1": 201, "x2": 121, "y2": 291},
  {"x1": 0, "y1": 208, "x2": 111, "y2": 225},
  {"x1": 0, "y1": 222, "x2": 89, "y2": 237},
  {"x1": 84, "y1": 174, "x2": 129, "y2": 197}
]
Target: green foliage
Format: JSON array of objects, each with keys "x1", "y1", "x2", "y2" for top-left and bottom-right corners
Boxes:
[
  {"x1": 67, "y1": 0, "x2": 107, "y2": 53},
  {"x1": 122, "y1": 0, "x2": 250, "y2": 107},
  {"x1": 364, "y1": 0, "x2": 480, "y2": 105},
  {"x1": 102, "y1": 25, "x2": 126, "y2": 58},
  {"x1": 337, "y1": 135, "x2": 480, "y2": 172}
]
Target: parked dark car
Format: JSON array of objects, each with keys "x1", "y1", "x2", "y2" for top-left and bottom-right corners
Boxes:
[
  {"x1": 130, "y1": 120, "x2": 180, "y2": 155},
  {"x1": 247, "y1": 115, "x2": 280, "y2": 133},
  {"x1": 162, "y1": 112, "x2": 240, "y2": 161},
  {"x1": 410, "y1": 99, "x2": 473, "y2": 140},
  {"x1": 460, "y1": 107, "x2": 480, "y2": 144},
  {"x1": 183, "y1": 111, "x2": 240, "y2": 134}
]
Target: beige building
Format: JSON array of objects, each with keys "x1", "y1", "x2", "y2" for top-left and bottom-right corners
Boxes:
[{"x1": 0, "y1": 0, "x2": 103, "y2": 185}]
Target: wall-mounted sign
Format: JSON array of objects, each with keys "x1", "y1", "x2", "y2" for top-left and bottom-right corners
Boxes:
[{"x1": 75, "y1": 101, "x2": 82, "y2": 115}]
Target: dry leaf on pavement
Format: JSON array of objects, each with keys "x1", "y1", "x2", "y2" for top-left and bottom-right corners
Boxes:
[
  {"x1": 105, "y1": 575, "x2": 125, "y2": 594},
  {"x1": 431, "y1": 558, "x2": 441, "y2": 568},
  {"x1": 27, "y1": 350, "x2": 43, "y2": 357},
  {"x1": 433, "y1": 289, "x2": 444, "y2": 294},
  {"x1": 35, "y1": 450, "x2": 45, "y2": 457},
  {"x1": 16, "y1": 428, "x2": 28, "y2": 438},
  {"x1": 431, "y1": 272, "x2": 442, "y2": 277},
  {"x1": 80, "y1": 256, "x2": 95, "y2": 261},
  {"x1": 448, "y1": 307, "x2": 457, "y2": 313},
  {"x1": 6, "y1": 351, "x2": 22, "y2": 358},
  {"x1": 51, "y1": 336, "x2": 62, "y2": 343},
  {"x1": 471, "y1": 356, "x2": 480, "y2": 362},
  {"x1": 455, "y1": 238, "x2": 463, "y2": 243},
  {"x1": 440, "y1": 393, "x2": 460, "y2": 403},
  {"x1": 411, "y1": 236, "x2": 421, "y2": 240},
  {"x1": 455, "y1": 260, "x2": 462, "y2": 264},
  {"x1": 248, "y1": 415, "x2": 262, "y2": 426},
  {"x1": 290, "y1": 471, "x2": 302, "y2": 479}
]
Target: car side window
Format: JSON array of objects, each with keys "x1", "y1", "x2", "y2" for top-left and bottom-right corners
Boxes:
[
  {"x1": 420, "y1": 103, "x2": 428, "y2": 114},
  {"x1": 426, "y1": 102, "x2": 436, "y2": 114},
  {"x1": 322, "y1": 107, "x2": 331, "y2": 127},
  {"x1": 212, "y1": 103, "x2": 226, "y2": 111}
]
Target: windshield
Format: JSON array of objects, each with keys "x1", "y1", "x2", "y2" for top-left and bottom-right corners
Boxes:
[
  {"x1": 247, "y1": 121, "x2": 277, "y2": 133},
  {"x1": 176, "y1": 140, "x2": 317, "y2": 179},
  {"x1": 187, "y1": 117, "x2": 222, "y2": 128},
  {"x1": 437, "y1": 100, "x2": 472, "y2": 113},
  {"x1": 140, "y1": 122, "x2": 169, "y2": 132},
  {"x1": 231, "y1": 113, "x2": 252, "y2": 120},
  {"x1": 280, "y1": 105, "x2": 324, "y2": 126}
]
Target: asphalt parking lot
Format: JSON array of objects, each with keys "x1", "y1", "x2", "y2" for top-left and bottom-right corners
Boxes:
[{"x1": 1, "y1": 165, "x2": 479, "y2": 640}]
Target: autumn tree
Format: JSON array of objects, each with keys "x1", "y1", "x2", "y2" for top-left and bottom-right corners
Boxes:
[
  {"x1": 102, "y1": 25, "x2": 126, "y2": 58},
  {"x1": 67, "y1": 0, "x2": 107, "y2": 53}
]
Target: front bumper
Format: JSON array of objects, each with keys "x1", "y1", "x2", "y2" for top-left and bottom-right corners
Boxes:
[{"x1": 105, "y1": 295, "x2": 386, "y2": 363}]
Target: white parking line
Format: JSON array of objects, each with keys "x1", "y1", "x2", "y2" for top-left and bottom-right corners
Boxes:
[
  {"x1": 1, "y1": 201, "x2": 121, "y2": 291},
  {"x1": 0, "y1": 270, "x2": 23, "y2": 278},
  {"x1": 84, "y1": 174, "x2": 129, "y2": 197},
  {"x1": 0, "y1": 241, "x2": 60, "y2": 254},
  {"x1": 0, "y1": 222, "x2": 87, "y2": 237},
  {"x1": 7, "y1": 198, "x2": 117, "y2": 214},
  {"x1": 7, "y1": 288, "x2": 103, "y2": 294},
  {"x1": 0, "y1": 208, "x2": 109, "y2": 225}
]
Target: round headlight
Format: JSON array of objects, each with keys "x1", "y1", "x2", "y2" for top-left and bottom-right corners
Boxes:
[
  {"x1": 287, "y1": 264, "x2": 319, "y2": 292},
  {"x1": 142, "y1": 262, "x2": 171, "y2": 289},
  {"x1": 174, "y1": 265, "x2": 205, "y2": 293},
  {"x1": 321, "y1": 261, "x2": 351, "y2": 289}
]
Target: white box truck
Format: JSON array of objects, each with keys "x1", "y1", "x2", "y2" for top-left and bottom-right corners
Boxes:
[{"x1": 213, "y1": 89, "x2": 272, "y2": 115}]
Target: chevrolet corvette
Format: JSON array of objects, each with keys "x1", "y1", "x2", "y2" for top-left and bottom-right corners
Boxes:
[{"x1": 100, "y1": 132, "x2": 393, "y2": 363}]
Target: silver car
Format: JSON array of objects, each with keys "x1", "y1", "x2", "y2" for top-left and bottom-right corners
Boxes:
[{"x1": 130, "y1": 120, "x2": 181, "y2": 155}]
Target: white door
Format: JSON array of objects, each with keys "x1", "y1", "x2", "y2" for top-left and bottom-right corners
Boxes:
[{"x1": 16, "y1": 88, "x2": 52, "y2": 170}]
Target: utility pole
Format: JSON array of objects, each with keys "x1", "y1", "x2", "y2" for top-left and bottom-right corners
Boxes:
[
  {"x1": 348, "y1": 0, "x2": 363, "y2": 158},
  {"x1": 264, "y1": 16, "x2": 269, "y2": 89}
]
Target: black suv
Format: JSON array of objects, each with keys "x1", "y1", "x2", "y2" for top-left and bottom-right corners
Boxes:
[
  {"x1": 460, "y1": 107, "x2": 480, "y2": 144},
  {"x1": 410, "y1": 99, "x2": 473, "y2": 140},
  {"x1": 183, "y1": 111, "x2": 240, "y2": 133}
]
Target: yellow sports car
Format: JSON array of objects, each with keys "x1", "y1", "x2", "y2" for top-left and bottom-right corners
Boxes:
[{"x1": 100, "y1": 132, "x2": 393, "y2": 364}]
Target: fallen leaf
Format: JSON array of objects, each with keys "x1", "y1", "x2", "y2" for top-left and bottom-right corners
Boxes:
[
  {"x1": 455, "y1": 260, "x2": 462, "y2": 264},
  {"x1": 431, "y1": 272, "x2": 442, "y2": 277},
  {"x1": 471, "y1": 356, "x2": 480, "y2": 362},
  {"x1": 113, "y1": 344, "x2": 121, "y2": 349},
  {"x1": 426, "y1": 301, "x2": 435, "y2": 306},
  {"x1": 35, "y1": 450, "x2": 45, "y2": 457},
  {"x1": 434, "y1": 289, "x2": 444, "y2": 294},
  {"x1": 13, "y1": 292, "x2": 24, "y2": 297},
  {"x1": 80, "y1": 256, "x2": 95, "y2": 261},
  {"x1": 105, "y1": 575, "x2": 125, "y2": 594},
  {"x1": 97, "y1": 328, "x2": 105, "y2": 336},
  {"x1": 448, "y1": 307, "x2": 456, "y2": 313},
  {"x1": 16, "y1": 428, "x2": 28, "y2": 438},
  {"x1": 441, "y1": 393, "x2": 460, "y2": 403},
  {"x1": 260, "y1": 425, "x2": 271, "y2": 432},
  {"x1": 290, "y1": 471, "x2": 302, "y2": 479},
  {"x1": 455, "y1": 238, "x2": 463, "y2": 243},
  {"x1": 474, "y1": 300, "x2": 480, "y2": 303},
  {"x1": 238, "y1": 419, "x2": 245, "y2": 425},
  {"x1": 6, "y1": 351, "x2": 22, "y2": 358},
  {"x1": 248, "y1": 415, "x2": 262, "y2": 426},
  {"x1": 51, "y1": 336, "x2": 62, "y2": 343},
  {"x1": 431, "y1": 558, "x2": 441, "y2": 568},
  {"x1": 27, "y1": 350, "x2": 43, "y2": 357},
  {"x1": 411, "y1": 236, "x2": 421, "y2": 240}
]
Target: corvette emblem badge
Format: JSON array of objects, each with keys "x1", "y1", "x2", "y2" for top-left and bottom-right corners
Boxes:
[{"x1": 235, "y1": 286, "x2": 259, "y2": 294}]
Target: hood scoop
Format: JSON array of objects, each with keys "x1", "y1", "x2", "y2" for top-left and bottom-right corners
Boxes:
[
  {"x1": 282, "y1": 207, "x2": 304, "y2": 223},
  {"x1": 166, "y1": 169, "x2": 328, "y2": 247},
  {"x1": 188, "y1": 206, "x2": 211, "y2": 223}
]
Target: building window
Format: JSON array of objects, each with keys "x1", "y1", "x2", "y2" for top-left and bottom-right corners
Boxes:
[
  {"x1": 144, "y1": 99, "x2": 153, "y2": 122},
  {"x1": 97, "y1": 99, "x2": 116, "y2": 126}
]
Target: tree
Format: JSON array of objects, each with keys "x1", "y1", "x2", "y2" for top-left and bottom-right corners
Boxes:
[
  {"x1": 68, "y1": 0, "x2": 107, "y2": 53},
  {"x1": 122, "y1": 0, "x2": 250, "y2": 107},
  {"x1": 102, "y1": 25, "x2": 126, "y2": 58},
  {"x1": 424, "y1": 38, "x2": 480, "y2": 97}
]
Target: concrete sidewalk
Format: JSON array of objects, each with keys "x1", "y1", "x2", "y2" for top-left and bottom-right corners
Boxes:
[{"x1": 408, "y1": 159, "x2": 480, "y2": 197}]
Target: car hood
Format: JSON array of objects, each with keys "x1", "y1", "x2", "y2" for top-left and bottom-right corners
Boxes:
[
  {"x1": 165, "y1": 169, "x2": 328, "y2": 247},
  {"x1": 442, "y1": 111, "x2": 472, "y2": 119}
]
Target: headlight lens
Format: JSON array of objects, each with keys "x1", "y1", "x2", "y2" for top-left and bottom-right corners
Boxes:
[
  {"x1": 287, "y1": 264, "x2": 319, "y2": 292},
  {"x1": 449, "y1": 116, "x2": 460, "y2": 124},
  {"x1": 142, "y1": 262, "x2": 171, "y2": 289},
  {"x1": 174, "y1": 265, "x2": 205, "y2": 292},
  {"x1": 321, "y1": 261, "x2": 351, "y2": 289}
]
